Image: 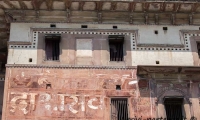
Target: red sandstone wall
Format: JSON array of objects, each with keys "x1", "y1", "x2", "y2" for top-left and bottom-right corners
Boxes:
[{"x1": 2, "y1": 67, "x2": 154, "y2": 120}]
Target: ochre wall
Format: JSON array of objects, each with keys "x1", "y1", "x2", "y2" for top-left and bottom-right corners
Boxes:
[
  {"x1": 2, "y1": 67, "x2": 155, "y2": 120},
  {"x1": 3, "y1": 66, "x2": 200, "y2": 120}
]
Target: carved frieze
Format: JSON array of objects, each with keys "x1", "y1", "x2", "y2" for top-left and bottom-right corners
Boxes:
[{"x1": 156, "y1": 83, "x2": 190, "y2": 104}]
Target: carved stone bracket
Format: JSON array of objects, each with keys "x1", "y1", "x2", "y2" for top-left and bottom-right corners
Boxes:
[
  {"x1": 20, "y1": 10, "x2": 25, "y2": 21},
  {"x1": 189, "y1": 14, "x2": 193, "y2": 25},
  {"x1": 129, "y1": 14, "x2": 133, "y2": 24},
  {"x1": 98, "y1": 12, "x2": 102, "y2": 24},
  {"x1": 155, "y1": 14, "x2": 158, "y2": 25},
  {"x1": 4, "y1": 11, "x2": 14, "y2": 23},
  {"x1": 145, "y1": 13, "x2": 148, "y2": 24},
  {"x1": 171, "y1": 14, "x2": 175, "y2": 25},
  {"x1": 66, "y1": 9, "x2": 70, "y2": 23},
  {"x1": 35, "y1": 10, "x2": 39, "y2": 21}
]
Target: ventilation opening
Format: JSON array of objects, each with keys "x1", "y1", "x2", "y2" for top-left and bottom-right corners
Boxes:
[
  {"x1": 156, "y1": 61, "x2": 159, "y2": 64},
  {"x1": 46, "y1": 84, "x2": 51, "y2": 89},
  {"x1": 111, "y1": 98, "x2": 128, "y2": 120},
  {"x1": 45, "y1": 34, "x2": 61, "y2": 61},
  {"x1": 164, "y1": 97, "x2": 184, "y2": 120},
  {"x1": 109, "y1": 35, "x2": 124, "y2": 61},
  {"x1": 197, "y1": 42, "x2": 200, "y2": 58},
  {"x1": 113, "y1": 26, "x2": 118, "y2": 29},
  {"x1": 199, "y1": 27, "x2": 200, "y2": 30},
  {"x1": 50, "y1": 24, "x2": 56, "y2": 28},
  {"x1": 163, "y1": 27, "x2": 168, "y2": 30},
  {"x1": 155, "y1": 30, "x2": 158, "y2": 34},
  {"x1": 29, "y1": 58, "x2": 32, "y2": 62},
  {"x1": 116, "y1": 85, "x2": 121, "y2": 90},
  {"x1": 81, "y1": 25, "x2": 88, "y2": 28}
]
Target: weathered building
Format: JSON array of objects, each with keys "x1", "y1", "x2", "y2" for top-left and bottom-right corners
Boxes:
[{"x1": 1, "y1": 0, "x2": 200, "y2": 120}]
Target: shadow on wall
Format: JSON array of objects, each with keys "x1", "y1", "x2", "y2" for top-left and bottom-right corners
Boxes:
[{"x1": 0, "y1": 81, "x2": 4, "y2": 120}]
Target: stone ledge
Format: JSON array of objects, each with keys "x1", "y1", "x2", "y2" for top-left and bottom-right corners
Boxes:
[
  {"x1": 8, "y1": 41, "x2": 32, "y2": 45},
  {"x1": 6, "y1": 64, "x2": 137, "y2": 69}
]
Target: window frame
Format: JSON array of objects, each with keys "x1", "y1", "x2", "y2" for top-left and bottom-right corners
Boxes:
[
  {"x1": 163, "y1": 96, "x2": 185, "y2": 119},
  {"x1": 108, "y1": 35, "x2": 125, "y2": 62},
  {"x1": 44, "y1": 34, "x2": 61, "y2": 61},
  {"x1": 110, "y1": 97, "x2": 129, "y2": 120},
  {"x1": 75, "y1": 38, "x2": 93, "y2": 57}
]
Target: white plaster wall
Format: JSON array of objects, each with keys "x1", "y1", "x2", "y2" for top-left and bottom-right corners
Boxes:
[
  {"x1": 76, "y1": 39, "x2": 93, "y2": 57},
  {"x1": 132, "y1": 50, "x2": 193, "y2": 66},
  {"x1": 9, "y1": 23, "x2": 199, "y2": 65},
  {"x1": 131, "y1": 26, "x2": 196, "y2": 66},
  {"x1": 137, "y1": 26, "x2": 183, "y2": 45},
  {"x1": 10, "y1": 24, "x2": 32, "y2": 42},
  {"x1": 7, "y1": 49, "x2": 37, "y2": 64}
]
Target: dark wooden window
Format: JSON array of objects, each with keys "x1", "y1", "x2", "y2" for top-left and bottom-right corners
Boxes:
[
  {"x1": 164, "y1": 97, "x2": 184, "y2": 120},
  {"x1": 197, "y1": 42, "x2": 200, "y2": 58},
  {"x1": 111, "y1": 98, "x2": 128, "y2": 120},
  {"x1": 109, "y1": 35, "x2": 124, "y2": 61},
  {"x1": 45, "y1": 35, "x2": 60, "y2": 61}
]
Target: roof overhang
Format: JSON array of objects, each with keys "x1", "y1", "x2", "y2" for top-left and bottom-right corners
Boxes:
[{"x1": 0, "y1": 0, "x2": 199, "y2": 52}]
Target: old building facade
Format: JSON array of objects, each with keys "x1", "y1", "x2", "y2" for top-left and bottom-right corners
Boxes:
[{"x1": 1, "y1": 0, "x2": 200, "y2": 120}]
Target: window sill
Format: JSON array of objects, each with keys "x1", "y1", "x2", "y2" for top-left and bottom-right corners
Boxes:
[
  {"x1": 109, "y1": 61, "x2": 125, "y2": 62},
  {"x1": 108, "y1": 61, "x2": 125, "y2": 66},
  {"x1": 43, "y1": 60, "x2": 60, "y2": 62}
]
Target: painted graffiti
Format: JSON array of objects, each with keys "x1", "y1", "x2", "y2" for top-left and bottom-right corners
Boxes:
[
  {"x1": 10, "y1": 92, "x2": 38, "y2": 114},
  {"x1": 10, "y1": 69, "x2": 137, "y2": 89},
  {"x1": 6, "y1": 68, "x2": 139, "y2": 119},
  {"x1": 10, "y1": 92, "x2": 103, "y2": 114}
]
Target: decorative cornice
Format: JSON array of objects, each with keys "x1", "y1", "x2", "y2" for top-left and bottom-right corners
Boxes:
[
  {"x1": 32, "y1": 28, "x2": 137, "y2": 33},
  {"x1": 6, "y1": 64, "x2": 137, "y2": 69}
]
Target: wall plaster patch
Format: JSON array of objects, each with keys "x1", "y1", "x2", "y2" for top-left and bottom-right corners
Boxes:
[
  {"x1": 9, "y1": 31, "x2": 38, "y2": 49},
  {"x1": 133, "y1": 32, "x2": 195, "y2": 51}
]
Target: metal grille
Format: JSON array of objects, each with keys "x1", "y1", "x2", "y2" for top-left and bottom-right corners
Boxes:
[
  {"x1": 164, "y1": 98, "x2": 183, "y2": 120},
  {"x1": 111, "y1": 98, "x2": 128, "y2": 120},
  {"x1": 45, "y1": 35, "x2": 60, "y2": 61},
  {"x1": 109, "y1": 35, "x2": 124, "y2": 61}
]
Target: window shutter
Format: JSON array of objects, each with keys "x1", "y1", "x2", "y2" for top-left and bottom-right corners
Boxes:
[
  {"x1": 45, "y1": 34, "x2": 61, "y2": 60},
  {"x1": 109, "y1": 35, "x2": 124, "y2": 61},
  {"x1": 45, "y1": 40, "x2": 53, "y2": 60}
]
